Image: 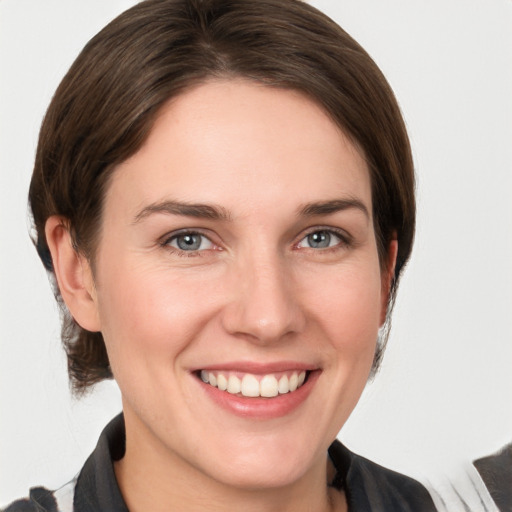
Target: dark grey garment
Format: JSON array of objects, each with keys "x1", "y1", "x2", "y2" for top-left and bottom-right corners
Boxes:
[
  {"x1": 2, "y1": 488, "x2": 59, "y2": 512},
  {"x1": 4, "y1": 413, "x2": 437, "y2": 511},
  {"x1": 328, "y1": 440, "x2": 436, "y2": 511},
  {"x1": 474, "y1": 443, "x2": 512, "y2": 512}
]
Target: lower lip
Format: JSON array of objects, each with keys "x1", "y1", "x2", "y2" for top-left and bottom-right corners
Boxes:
[{"x1": 196, "y1": 371, "x2": 320, "y2": 419}]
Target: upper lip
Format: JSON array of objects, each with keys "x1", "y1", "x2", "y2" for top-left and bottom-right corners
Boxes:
[{"x1": 192, "y1": 361, "x2": 319, "y2": 374}]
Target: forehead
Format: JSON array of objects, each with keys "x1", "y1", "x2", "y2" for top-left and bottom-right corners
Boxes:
[{"x1": 106, "y1": 79, "x2": 372, "y2": 218}]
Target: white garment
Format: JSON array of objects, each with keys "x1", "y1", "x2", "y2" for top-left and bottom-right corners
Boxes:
[{"x1": 427, "y1": 462, "x2": 499, "y2": 512}]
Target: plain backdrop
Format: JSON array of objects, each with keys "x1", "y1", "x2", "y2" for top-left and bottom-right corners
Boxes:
[{"x1": 1, "y1": 0, "x2": 511, "y2": 506}]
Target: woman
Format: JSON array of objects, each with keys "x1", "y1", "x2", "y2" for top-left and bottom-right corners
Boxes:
[{"x1": 4, "y1": 0, "x2": 437, "y2": 510}]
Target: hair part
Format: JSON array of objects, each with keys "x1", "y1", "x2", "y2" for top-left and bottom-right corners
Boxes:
[{"x1": 30, "y1": 0, "x2": 415, "y2": 393}]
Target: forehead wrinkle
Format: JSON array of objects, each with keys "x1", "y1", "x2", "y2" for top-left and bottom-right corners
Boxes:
[{"x1": 132, "y1": 199, "x2": 232, "y2": 224}]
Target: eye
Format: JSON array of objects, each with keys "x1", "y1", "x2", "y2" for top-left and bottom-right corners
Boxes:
[
  {"x1": 166, "y1": 232, "x2": 214, "y2": 252},
  {"x1": 296, "y1": 229, "x2": 345, "y2": 249}
]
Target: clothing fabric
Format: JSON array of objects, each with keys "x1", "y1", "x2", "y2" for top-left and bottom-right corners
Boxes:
[
  {"x1": 3, "y1": 414, "x2": 436, "y2": 511},
  {"x1": 422, "y1": 461, "x2": 500, "y2": 512},
  {"x1": 474, "y1": 443, "x2": 512, "y2": 512}
]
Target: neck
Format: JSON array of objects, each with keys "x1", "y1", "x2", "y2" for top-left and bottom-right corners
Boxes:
[{"x1": 114, "y1": 412, "x2": 346, "y2": 512}]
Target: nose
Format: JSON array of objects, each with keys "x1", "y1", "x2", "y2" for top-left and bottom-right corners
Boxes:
[{"x1": 221, "y1": 252, "x2": 305, "y2": 345}]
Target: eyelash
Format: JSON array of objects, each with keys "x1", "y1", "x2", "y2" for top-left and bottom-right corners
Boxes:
[
  {"x1": 295, "y1": 227, "x2": 352, "y2": 252},
  {"x1": 161, "y1": 230, "x2": 216, "y2": 257},
  {"x1": 160, "y1": 227, "x2": 352, "y2": 257}
]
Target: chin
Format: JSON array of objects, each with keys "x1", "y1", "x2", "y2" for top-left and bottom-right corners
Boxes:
[
  {"x1": 210, "y1": 458, "x2": 310, "y2": 491},
  {"x1": 195, "y1": 430, "x2": 323, "y2": 491}
]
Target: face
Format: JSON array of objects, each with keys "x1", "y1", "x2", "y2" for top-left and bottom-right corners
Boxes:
[{"x1": 87, "y1": 80, "x2": 393, "y2": 490}]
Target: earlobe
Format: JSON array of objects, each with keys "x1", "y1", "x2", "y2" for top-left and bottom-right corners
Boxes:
[
  {"x1": 380, "y1": 238, "x2": 398, "y2": 325},
  {"x1": 45, "y1": 216, "x2": 101, "y2": 332}
]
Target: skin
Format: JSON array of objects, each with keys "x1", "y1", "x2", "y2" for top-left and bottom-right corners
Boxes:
[{"x1": 46, "y1": 80, "x2": 397, "y2": 512}]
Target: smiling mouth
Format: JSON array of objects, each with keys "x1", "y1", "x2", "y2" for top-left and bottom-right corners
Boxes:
[{"x1": 198, "y1": 370, "x2": 308, "y2": 398}]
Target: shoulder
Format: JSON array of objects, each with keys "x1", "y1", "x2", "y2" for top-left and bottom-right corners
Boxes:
[
  {"x1": 3, "y1": 487, "x2": 59, "y2": 512},
  {"x1": 329, "y1": 440, "x2": 436, "y2": 512},
  {"x1": 3, "y1": 415, "x2": 125, "y2": 512},
  {"x1": 474, "y1": 442, "x2": 512, "y2": 512},
  {"x1": 3, "y1": 480, "x2": 76, "y2": 512}
]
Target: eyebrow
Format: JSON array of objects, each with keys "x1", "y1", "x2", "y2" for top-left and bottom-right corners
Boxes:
[
  {"x1": 133, "y1": 200, "x2": 231, "y2": 223},
  {"x1": 298, "y1": 198, "x2": 370, "y2": 219},
  {"x1": 132, "y1": 197, "x2": 369, "y2": 224}
]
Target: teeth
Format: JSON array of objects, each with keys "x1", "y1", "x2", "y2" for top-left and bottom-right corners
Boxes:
[
  {"x1": 241, "y1": 374, "x2": 260, "y2": 397},
  {"x1": 260, "y1": 375, "x2": 279, "y2": 397},
  {"x1": 200, "y1": 370, "x2": 308, "y2": 397},
  {"x1": 217, "y1": 374, "x2": 228, "y2": 391},
  {"x1": 227, "y1": 374, "x2": 241, "y2": 394},
  {"x1": 289, "y1": 373, "x2": 298, "y2": 392},
  {"x1": 278, "y1": 375, "x2": 289, "y2": 394}
]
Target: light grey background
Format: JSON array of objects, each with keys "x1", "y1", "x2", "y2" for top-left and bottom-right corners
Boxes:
[{"x1": 1, "y1": 0, "x2": 511, "y2": 506}]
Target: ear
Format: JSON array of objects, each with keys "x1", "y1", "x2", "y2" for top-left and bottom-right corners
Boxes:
[
  {"x1": 45, "y1": 216, "x2": 101, "y2": 332},
  {"x1": 380, "y1": 237, "x2": 398, "y2": 325}
]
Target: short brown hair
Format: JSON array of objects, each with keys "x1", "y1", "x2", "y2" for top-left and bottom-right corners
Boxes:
[{"x1": 30, "y1": 0, "x2": 415, "y2": 393}]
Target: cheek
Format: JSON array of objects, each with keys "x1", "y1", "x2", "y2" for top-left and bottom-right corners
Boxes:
[
  {"x1": 306, "y1": 262, "x2": 383, "y2": 346},
  {"x1": 94, "y1": 260, "x2": 217, "y2": 376}
]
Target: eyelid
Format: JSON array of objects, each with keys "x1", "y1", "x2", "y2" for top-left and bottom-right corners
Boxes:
[
  {"x1": 294, "y1": 226, "x2": 353, "y2": 249},
  {"x1": 160, "y1": 228, "x2": 221, "y2": 252},
  {"x1": 158, "y1": 225, "x2": 353, "y2": 254}
]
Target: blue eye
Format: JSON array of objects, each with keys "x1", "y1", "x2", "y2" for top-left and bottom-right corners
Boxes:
[
  {"x1": 167, "y1": 232, "x2": 214, "y2": 252},
  {"x1": 297, "y1": 230, "x2": 344, "y2": 249}
]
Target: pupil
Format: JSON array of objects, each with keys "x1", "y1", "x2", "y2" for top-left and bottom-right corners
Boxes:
[
  {"x1": 308, "y1": 231, "x2": 330, "y2": 248},
  {"x1": 177, "y1": 234, "x2": 201, "y2": 250}
]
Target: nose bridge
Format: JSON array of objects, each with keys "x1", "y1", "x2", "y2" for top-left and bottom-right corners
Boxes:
[{"x1": 223, "y1": 245, "x2": 303, "y2": 343}]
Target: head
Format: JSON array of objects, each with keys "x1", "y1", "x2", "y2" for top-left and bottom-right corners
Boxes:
[
  {"x1": 31, "y1": 0, "x2": 414, "y2": 395},
  {"x1": 31, "y1": 0, "x2": 414, "y2": 491}
]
